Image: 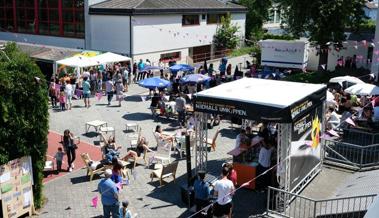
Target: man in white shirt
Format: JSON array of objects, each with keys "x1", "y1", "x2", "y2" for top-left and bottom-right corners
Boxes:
[
  {"x1": 213, "y1": 166, "x2": 235, "y2": 218},
  {"x1": 64, "y1": 81, "x2": 73, "y2": 110},
  {"x1": 105, "y1": 79, "x2": 114, "y2": 106},
  {"x1": 256, "y1": 143, "x2": 274, "y2": 190}
]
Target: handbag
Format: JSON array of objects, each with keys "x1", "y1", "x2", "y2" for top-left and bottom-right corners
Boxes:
[{"x1": 73, "y1": 143, "x2": 78, "y2": 149}]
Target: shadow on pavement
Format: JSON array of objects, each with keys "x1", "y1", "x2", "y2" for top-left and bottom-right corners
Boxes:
[{"x1": 122, "y1": 112, "x2": 153, "y2": 121}]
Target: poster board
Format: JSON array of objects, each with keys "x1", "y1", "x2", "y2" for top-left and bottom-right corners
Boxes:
[{"x1": 0, "y1": 156, "x2": 34, "y2": 218}]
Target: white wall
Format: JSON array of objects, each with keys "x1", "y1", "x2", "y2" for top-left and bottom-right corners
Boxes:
[
  {"x1": 307, "y1": 41, "x2": 371, "y2": 71},
  {"x1": 134, "y1": 48, "x2": 189, "y2": 66},
  {"x1": 132, "y1": 13, "x2": 245, "y2": 62},
  {"x1": 0, "y1": 32, "x2": 84, "y2": 49},
  {"x1": 89, "y1": 15, "x2": 131, "y2": 55}
]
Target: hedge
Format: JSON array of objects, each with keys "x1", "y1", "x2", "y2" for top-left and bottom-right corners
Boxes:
[{"x1": 0, "y1": 42, "x2": 49, "y2": 208}]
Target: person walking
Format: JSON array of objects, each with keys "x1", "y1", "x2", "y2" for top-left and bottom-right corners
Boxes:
[
  {"x1": 115, "y1": 80, "x2": 124, "y2": 107},
  {"x1": 137, "y1": 59, "x2": 145, "y2": 81},
  {"x1": 49, "y1": 80, "x2": 57, "y2": 108},
  {"x1": 175, "y1": 93, "x2": 186, "y2": 127},
  {"x1": 98, "y1": 169, "x2": 120, "y2": 218},
  {"x1": 63, "y1": 129, "x2": 77, "y2": 172},
  {"x1": 82, "y1": 77, "x2": 91, "y2": 108},
  {"x1": 64, "y1": 80, "x2": 73, "y2": 110},
  {"x1": 105, "y1": 76, "x2": 114, "y2": 106},
  {"x1": 213, "y1": 166, "x2": 235, "y2": 218}
]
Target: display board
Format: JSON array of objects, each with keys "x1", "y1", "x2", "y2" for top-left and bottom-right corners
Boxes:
[
  {"x1": 290, "y1": 104, "x2": 323, "y2": 191},
  {"x1": 0, "y1": 156, "x2": 34, "y2": 218}
]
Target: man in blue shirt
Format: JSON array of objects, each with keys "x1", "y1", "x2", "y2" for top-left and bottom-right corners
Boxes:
[
  {"x1": 137, "y1": 59, "x2": 145, "y2": 81},
  {"x1": 82, "y1": 77, "x2": 91, "y2": 108},
  {"x1": 193, "y1": 170, "x2": 211, "y2": 215},
  {"x1": 98, "y1": 169, "x2": 120, "y2": 218}
]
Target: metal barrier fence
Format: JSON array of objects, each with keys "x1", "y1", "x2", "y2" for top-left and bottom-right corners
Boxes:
[
  {"x1": 191, "y1": 49, "x2": 231, "y2": 63},
  {"x1": 323, "y1": 139, "x2": 379, "y2": 170},
  {"x1": 341, "y1": 128, "x2": 379, "y2": 146},
  {"x1": 267, "y1": 187, "x2": 376, "y2": 218}
]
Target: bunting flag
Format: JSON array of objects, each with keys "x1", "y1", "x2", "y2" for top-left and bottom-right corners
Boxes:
[
  {"x1": 91, "y1": 196, "x2": 99, "y2": 208},
  {"x1": 96, "y1": 92, "x2": 103, "y2": 101},
  {"x1": 327, "y1": 129, "x2": 340, "y2": 137},
  {"x1": 345, "y1": 117, "x2": 356, "y2": 126}
]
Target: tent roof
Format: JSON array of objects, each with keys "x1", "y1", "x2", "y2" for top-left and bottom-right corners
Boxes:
[
  {"x1": 56, "y1": 56, "x2": 99, "y2": 68},
  {"x1": 91, "y1": 52, "x2": 131, "y2": 64},
  {"x1": 194, "y1": 78, "x2": 326, "y2": 122}
]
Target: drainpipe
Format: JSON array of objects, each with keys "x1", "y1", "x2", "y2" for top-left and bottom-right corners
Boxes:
[{"x1": 129, "y1": 15, "x2": 133, "y2": 63}]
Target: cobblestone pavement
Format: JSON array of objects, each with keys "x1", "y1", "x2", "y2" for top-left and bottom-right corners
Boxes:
[{"x1": 41, "y1": 83, "x2": 265, "y2": 218}]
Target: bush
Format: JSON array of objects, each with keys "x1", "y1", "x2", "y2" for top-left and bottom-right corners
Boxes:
[
  {"x1": 262, "y1": 33, "x2": 295, "y2": 40},
  {"x1": 0, "y1": 42, "x2": 49, "y2": 208},
  {"x1": 284, "y1": 67, "x2": 370, "y2": 84}
]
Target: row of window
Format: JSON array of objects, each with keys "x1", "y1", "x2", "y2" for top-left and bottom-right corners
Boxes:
[
  {"x1": 182, "y1": 14, "x2": 226, "y2": 26},
  {"x1": 0, "y1": 0, "x2": 84, "y2": 38}
]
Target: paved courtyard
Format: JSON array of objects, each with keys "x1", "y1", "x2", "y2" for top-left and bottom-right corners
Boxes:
[{"x1": 41, "y1": 82, "x2": 265, "y2": 218}]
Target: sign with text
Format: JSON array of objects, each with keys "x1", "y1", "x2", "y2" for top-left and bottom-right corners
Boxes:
[{"x1": 0, "y1": 156, "x2": 34, "y2": 218}]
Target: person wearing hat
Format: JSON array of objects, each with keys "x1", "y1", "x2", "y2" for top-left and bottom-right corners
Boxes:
[
  {"x1": 120, "y1": 200, "x2": 132, "y2": 218},
  {"x1": 193, "y1": 170, "x2": 211, "y2": 216},
  {"x1": 98, "y1": 169, "x2": 120, "y2": 218}
]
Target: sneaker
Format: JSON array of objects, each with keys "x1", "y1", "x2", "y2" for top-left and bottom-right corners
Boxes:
[
  {"x1": 69, "y1": 167, "x2": 72, "y2": 172},
  {"x1": 72, "y1": 163, "x2": 75, "y2": 169}
]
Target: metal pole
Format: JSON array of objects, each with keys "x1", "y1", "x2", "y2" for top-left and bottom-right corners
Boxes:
[{"x1": 186, "y1": 134, "x2": 192, "y2": 187}]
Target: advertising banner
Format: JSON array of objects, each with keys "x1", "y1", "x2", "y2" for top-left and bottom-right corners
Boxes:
[
  {"x1": 289, "y1": 104, "x2": 323, "y2": 191},
  {"x1": 0, "y1": 156, "x2": 34, "y2": 218}
]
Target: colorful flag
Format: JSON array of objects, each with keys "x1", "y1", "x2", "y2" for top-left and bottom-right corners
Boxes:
[{"x1": 91, "y1": 196, "x2": 98, "y2": 208}]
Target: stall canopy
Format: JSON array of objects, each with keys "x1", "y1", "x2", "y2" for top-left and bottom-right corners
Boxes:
[
  {"x1": 91, "y1": 52, "x2": 131, "y2": 64},
  {"x1": 194, "y1": 78, "x2": 327, "y2": 123},
  {"x1": 56, "y1": 52, "x2": 131, "y2": 67},
  {"x1": 56, "y1": 56, "x2": 99, "y2": 68}
]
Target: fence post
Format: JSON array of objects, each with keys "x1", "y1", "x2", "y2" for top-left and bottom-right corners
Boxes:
[
  {"x1": 267, "y1": 187, "x2": 271, "y2": 212},
  {"x1": 360, "y1": 146, "x2": 364, "y2": 169},
  {"x1": 313, "y1": 200, "x2": 317, "y2": 218}
]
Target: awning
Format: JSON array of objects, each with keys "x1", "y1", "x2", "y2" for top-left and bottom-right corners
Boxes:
[
  {"x1": 193, "y1": 78, "x2": 327, "y2": 123},
  {"x1": 91, "y1": 52, "x2": 131, "y2": 64},
  {"x1": 56, "y1": 56, "x2": 99, "y2": 68}
]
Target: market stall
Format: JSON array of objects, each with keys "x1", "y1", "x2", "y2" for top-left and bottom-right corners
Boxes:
[{"x1": 193, "y1": 78, "x2": 327, "y2": 194}]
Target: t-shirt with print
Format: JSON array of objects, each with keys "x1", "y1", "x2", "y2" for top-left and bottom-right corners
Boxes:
[{"x1": 214, "y1": 179, "x2": 234, "y2": 205}]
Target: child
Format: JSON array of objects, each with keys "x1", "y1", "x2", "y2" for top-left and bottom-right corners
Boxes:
[
  {"x1": 120, "y1": 200, "x2": 132, "y2": 218},
  {"x1": 59, "y1": 90, "x2": 66, "y2": 111},
  {"x1": 54, "y1": 147, "x2": 65, "y2": 173}
]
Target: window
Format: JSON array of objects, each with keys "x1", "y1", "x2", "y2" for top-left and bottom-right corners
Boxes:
[
  {"x1": 0, "y1": 0, "x2": 16, "y2": 32},
  {"x1": 0, "y1": 0, "x2": 84, "y2": 38},
  {"x1": 160, "y1": 52, "x2": 181, "y2": 62},
  {"x1": 182, "y1": 15, "x2": 199, "y2": 26},
  {"x1": 206, "y1": 14, "x2": 226, "y2": 24},
  {"x1": 268, "y1": 9, "x2": 275, "y2": 24}
]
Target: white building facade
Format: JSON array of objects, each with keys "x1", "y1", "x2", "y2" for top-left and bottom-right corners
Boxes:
[{"x1": 88, "y1": 0, "x2": 246, "y2": 64}]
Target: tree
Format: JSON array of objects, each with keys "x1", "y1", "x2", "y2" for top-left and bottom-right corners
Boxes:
[
  {"x1": 0, "y1": 42, "x2": 49, "y2": 208},
  {"x1": 214, "y1": 14, "x2": 240, "y2": 49},
  {"x1": 277, "y1": 0, "x2": 366, "y2": 66},
  {"x1": 239, "y1": 0, "x2": 273, "y2": 41}
]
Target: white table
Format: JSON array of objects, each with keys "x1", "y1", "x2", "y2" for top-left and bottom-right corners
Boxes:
[
  {"x1": 85, "y1": 120, "x2": 107, "y2": 134},
  {"x1": 126, "y1": 123, "x2": 139, "y2": 132}
]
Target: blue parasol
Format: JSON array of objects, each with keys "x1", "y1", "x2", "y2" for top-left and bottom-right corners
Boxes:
[
  {"x1": 180, "y1": 74, "x2": 210, "y2": 84},
  {"x1": 169, "y1": 64, "x2": 194, "y2": 73},
  {"x1": 138, "y1": 77, "x2": 171, "y2": 89}
]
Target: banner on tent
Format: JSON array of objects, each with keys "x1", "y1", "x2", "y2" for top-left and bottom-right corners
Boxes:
[{"x1": 289, "y1": 105, "x2": 323, "y2": 191}]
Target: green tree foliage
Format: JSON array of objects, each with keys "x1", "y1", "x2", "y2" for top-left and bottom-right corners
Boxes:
[
  {"x1": 278, "y1": 0, "x2": 366, "y2": 45},
  {"x1": 214, "y1": 14, "x2": 240, "y2": 49},
  {"x1": 239, "y1": 0, "x2": 272, "y2": 41},
  {"x1": 0, "y1": 42, "x2": 49, "y2": 208}
]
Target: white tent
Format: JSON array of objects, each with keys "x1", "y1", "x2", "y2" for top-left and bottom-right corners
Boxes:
[
  {"x1": 329, "y1": 76, "x2": 364, "y2": 84},
  {"x1": 345, "y1": 83, "x2": 379, "y2": 96},
  {"x1": 56, "y1": 56, "x2": 99, "y2": 68},
  {"x1": 91, "y1": 52, "x2": 131, "y2": 65}
]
